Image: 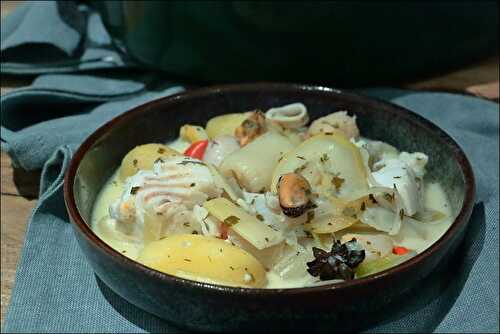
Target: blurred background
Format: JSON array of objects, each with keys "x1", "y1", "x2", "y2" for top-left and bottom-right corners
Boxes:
[{"x1": 93, "y1": 1, "x2": 498, "y2": 86}]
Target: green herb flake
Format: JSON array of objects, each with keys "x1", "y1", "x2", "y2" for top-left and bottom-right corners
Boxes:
[
  {"x1": 307, "y1": 210, "x2": 315, "y2": 222},
  {"x1": 130, "y1": 186, "x2": 141, "y2": 195},
  {"x1": 224, "y1": 216, "x2": 240, "y2": 226},
  {"x1": 384, "y1": 192, "x2": 395, "y2": 202},
  {"x1": 294, "y1": 164, "x2": 307, "y2": 173},
  {"x1": 332, "y1": 175, "x2": 345, "y2": 189},
  {"x1": 342, "y1": 207, "x2": 357, "y2": 219}
]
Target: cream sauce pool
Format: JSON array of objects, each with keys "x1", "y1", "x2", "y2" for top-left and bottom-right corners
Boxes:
[{"x1": 91, "y1": 173, "x2": 454, "y2": 289}]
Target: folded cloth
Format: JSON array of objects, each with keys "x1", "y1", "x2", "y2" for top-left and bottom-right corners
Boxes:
[
  {"x1": 1, "y1": 1, "x2": 136, "y2": 74},
  {"x1": 1, "y1": 85, "x2": 498, "y2": 332},
  {"x1": 0, "y1": 73, "x2": 183, "y2": 170}
]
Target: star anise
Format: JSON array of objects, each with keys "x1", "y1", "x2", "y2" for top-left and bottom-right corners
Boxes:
[{"x1": 306, "y1": 239, "x2": 365, "y2": 281}]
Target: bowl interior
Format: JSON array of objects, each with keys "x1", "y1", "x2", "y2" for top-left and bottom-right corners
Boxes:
[{"x1": 74, "y1": 85, "x2": 465, "y2": 236}]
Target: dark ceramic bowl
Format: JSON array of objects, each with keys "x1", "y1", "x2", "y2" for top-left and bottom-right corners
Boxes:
[{"x1": 64, "y1": 83, "x2": 475, "y2": 332}]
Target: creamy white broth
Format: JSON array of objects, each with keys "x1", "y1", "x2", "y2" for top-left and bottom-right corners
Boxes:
[
  {"x1": 91, "y1": 150, "x2": 454, "y2": 289},
  {"x1": 92, "y1": 105, "x2": 454, "y2": 288}
]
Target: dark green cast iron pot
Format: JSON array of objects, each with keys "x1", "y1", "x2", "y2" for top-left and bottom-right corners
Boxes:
[{"x1": 93, "y1": 1, "x2": 497, "y2": 85}]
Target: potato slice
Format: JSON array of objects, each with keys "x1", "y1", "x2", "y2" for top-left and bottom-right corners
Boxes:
[
  {"x1": 271, "y1": 133, "x2": 368, "y2": 198},
  {"x1": 203, "y1": 198, "x2": 283, "y2": 250},
  {"x1": 304, "y1": 214, "x2": 357, "y2": 234},
  {"x1": 138, "y1": 234, "x2": 267, "y2": 288},
  {"x1": 119, "y1": 143, "x2": 179, "y2": 180},
  {"x1": 206, "y1": 113, "x2": 247, "y2": 139}
]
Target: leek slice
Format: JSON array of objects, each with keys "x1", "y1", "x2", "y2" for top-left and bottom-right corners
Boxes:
[
  {"x1": 355, "y1": 251, "x2": 416, "y2": 278},
  {"x1": 203, "y1": 198, "x2": 283, "y2": 250},
  {"x1": 271, "y1": 133, "x2": 368, "y2": 198}
]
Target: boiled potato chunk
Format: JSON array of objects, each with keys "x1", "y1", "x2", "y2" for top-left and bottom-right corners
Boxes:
[
  {"x1": 271, "y1": 133, "x2": 368, "y2": 198},
  {"x1": 119, "y1": 143, "x2": 179, "y2": 181},
  {"x1": 206, "y1": 113, "x2": 247, "y2": 139},
  {"x1": 137, "y1": 234, "x2": 267, "y2": 288},
  {"x1": 179, "y1": 124, "x2": 209, "y2": 143},
  {"x1": 220, "y1": 132, "x2": 294, "y2": 192}
]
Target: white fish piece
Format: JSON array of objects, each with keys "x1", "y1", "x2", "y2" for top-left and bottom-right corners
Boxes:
[
  {"x1": 397, "y1": 152, "x2": 428, "y2": 178},
  {"x1": 265, "y1": 103, "x2": 309, "y2": 129},
  {"x1": 308, "y1": 111, "x2": 360, "y2": 139},
  {"x1": 192, "y1": 204, "x2": 221, "y2": 237},
  {"x1": 109, "y1": 156, "x2": 223, "y2": 242},
  {"x1": 371, "y1": 158, "x2": 424, "y2": 216},
  {"x1": 203, "y1": 135, "x2": 240, "y2": 167},
  {"x1": 242, "y1": 191, "x2": 286, "y2": 232}
]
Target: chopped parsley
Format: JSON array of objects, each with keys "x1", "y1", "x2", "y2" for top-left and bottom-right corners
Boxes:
[
  {"x1": 130, "y1": 186, "x2": 141, "y2": 195},
  {"x1": 224, "y1": 216, "x2": 240, "y2": 226},
  {"x1": 332, "y1": 174, "x2": 345, "y2": 189}
]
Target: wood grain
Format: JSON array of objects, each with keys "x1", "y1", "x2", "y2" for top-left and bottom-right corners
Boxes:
[
  {"x1": 1, "y1": 150, "x2": 37, "y2": 324},
  {"x1": 0, "y1": 0, "x2": 498, "y2": 328}
]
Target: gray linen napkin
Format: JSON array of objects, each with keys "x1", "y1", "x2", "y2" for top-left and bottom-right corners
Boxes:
[
  {"x1": 1, "y1": 84, "x2": 498, "y2": 333},
  {"x1": 1, "y1": 1, "x2": 135, "y2": 74}
]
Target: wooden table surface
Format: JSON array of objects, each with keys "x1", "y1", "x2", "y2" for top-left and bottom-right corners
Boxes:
[{"x1": 0, "y1": 0, "x2": 498, "y2": 327}]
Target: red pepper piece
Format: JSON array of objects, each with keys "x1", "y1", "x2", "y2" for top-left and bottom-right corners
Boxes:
[
  {"x1": 392, "y1": 246, "x2": 409, "y2": 255},
  {"x1": 184, "y1": 140, "x2": 209, "y2": 160},
  {"x1": 219, "y1": 223, "x2": 229, "y2": 240}
]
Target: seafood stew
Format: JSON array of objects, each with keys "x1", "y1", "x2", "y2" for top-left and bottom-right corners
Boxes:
[{"x1": 91, "y1": 103, "x2": 455, "y2": 289}]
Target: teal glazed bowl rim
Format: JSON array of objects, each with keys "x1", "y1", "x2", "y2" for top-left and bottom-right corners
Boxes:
[{"x1": 63, "y1": 83, "x2": 475, "y2": 297}]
